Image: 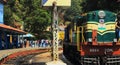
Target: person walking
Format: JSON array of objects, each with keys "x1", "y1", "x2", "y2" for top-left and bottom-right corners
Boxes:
[{"x1": 115, "y1": 13, "x2": 120, "y2": 41}]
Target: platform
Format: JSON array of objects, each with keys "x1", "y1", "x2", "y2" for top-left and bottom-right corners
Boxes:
[
  {"x1": 46, "y1": 61, "x2": 67, "y2": 65},
  {"x1": 0, "y1": 47, "x2": 73, "y2": 65},
  {"x1": 0, "y1": 47, "x2": 45, "y2": 63},
  {"x1": 46, "y1": 50, "x2": 73, "y2": 65}
]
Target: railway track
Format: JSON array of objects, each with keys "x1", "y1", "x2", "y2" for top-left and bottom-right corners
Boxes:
[
  {"x1": 1, "y1": 47, "x2": 65, "y2": 65},
  {"x1": 3, "y1": 52, "x2": 49, "y2": 65},
  {"x1": 0, "y1": 48, "x2": 51, "y2": 65},
  {"x1": 2, "y1": 48, "x2": 73, "y2": 65}
]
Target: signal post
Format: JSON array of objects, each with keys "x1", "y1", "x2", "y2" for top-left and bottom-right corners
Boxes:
[{"x1": 42, "y1": 0, "x2": 71, "y2": 65}]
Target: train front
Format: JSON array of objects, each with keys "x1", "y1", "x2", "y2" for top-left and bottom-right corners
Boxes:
[{"x1": 80, "y1": 10, "x2": 120, "y2": 65}]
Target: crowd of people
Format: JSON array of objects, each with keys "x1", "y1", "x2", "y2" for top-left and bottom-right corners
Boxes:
[
  {"x1": 18, "y1": 39, "x2": 63, "y2": 48},
  {"x1": 18, "y1": 39, "x2": 52, "y2": 48},
  {"x1": 29, "y1": 39, "x2": 52, "y2": 48}
]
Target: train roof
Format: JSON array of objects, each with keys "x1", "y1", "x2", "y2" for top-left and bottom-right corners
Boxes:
[{"x1": 74, "y1": 10, "x2": 117, "y2": 23}]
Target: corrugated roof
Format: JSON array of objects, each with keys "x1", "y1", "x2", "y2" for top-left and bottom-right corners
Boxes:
[{"x1": 0, "y1": 24, "x2": 27, "y2": 34}]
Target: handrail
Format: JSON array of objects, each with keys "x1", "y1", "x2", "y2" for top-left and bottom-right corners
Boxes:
[
  {"x1": 77, "y1": 27, "x2": 80, "y2": 51},
  {"x1": 77, "y1": 26, "x2": 86, "y2": 51}
]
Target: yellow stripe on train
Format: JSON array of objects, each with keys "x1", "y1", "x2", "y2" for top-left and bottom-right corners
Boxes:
[
  {"x1": 86, "y1": 24, "x2": 115, "y2": 30},
  {"x1": 86, "y1": 30, "x2": 115, "y2": 35},
  {"x1": 86, "y1": 21, "x2": 115, "y2": 35}
]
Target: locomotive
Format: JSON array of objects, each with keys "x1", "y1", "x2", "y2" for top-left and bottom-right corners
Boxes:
[{"x1": 63, "y1": 10, "x2": 120, "y2": 65}]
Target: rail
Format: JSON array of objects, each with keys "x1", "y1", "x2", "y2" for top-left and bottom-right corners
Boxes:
[{"x1": 0, "y1": 47, "x2": 63, "y2": 65}]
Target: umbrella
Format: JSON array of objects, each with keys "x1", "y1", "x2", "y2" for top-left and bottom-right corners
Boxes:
[{"x1": 23, "y1": 33, "x2": 34, "y2": 37}]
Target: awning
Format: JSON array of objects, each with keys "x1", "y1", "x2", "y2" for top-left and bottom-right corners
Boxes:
[
  {"x1": 0, "y1": 24, "x2": 27, "y2": 34},
  {"x1": 23, "y1": 33, "x2": 34, "y2": 37},
  {"x1": 20, "y1": 33, "x2": 34, "y2": 37}
]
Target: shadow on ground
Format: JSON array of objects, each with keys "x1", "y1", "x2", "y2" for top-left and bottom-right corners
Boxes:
[{"x1": 23, "y1": 62, "x2": 46, "y2": 65}]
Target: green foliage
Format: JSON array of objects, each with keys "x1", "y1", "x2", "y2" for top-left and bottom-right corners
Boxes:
[
  {"x1": 64, "y1": 0, "x2": 120, "y2": 22},
  {"x1": 4, "y1": 5, "x2": 13, "y2": 25},
  {"x1": 64, "y1": 0, "x2": 83, "y2": 21},
  {"x1": 4, "y1": 0, "x2": 52, "y2": 39},
  {"x1": 81, "y1": 0, "x2": 120, "y2": 13}
]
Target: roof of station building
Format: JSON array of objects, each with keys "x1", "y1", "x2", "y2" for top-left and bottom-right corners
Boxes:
[{"x1": 0, "y1": 24, "x2": 27, "y2": 34}]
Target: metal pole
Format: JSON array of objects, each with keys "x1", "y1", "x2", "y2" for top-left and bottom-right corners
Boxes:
[{"x1": 52, "y1": 2, "x2": 59, "y2": 61}]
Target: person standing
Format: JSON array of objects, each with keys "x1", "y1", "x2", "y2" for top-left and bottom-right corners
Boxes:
[
  {"x1": 40, "y1": 39, "x2": 44, "y2": 47},
  {"x1": 45, "y1": 39, "x2": 49, "y2": 47},
  {"x1": 115, "y1": 13, "x2": 120, "y2": 41},
  {"x1": 24, "y1": 39, "x2": 27, "y2": 48}
]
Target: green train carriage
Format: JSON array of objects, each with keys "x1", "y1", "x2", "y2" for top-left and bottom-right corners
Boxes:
[{"x1": 63, "y1": 10, "x2": 120, "y2": 65}]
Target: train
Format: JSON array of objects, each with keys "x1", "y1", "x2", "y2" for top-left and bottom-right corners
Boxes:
[{"x1": 63, "y1": 10, "x2": 120, "y2": 65}]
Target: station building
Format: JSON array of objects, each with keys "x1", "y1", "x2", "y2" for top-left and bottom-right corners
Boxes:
[{"x1": 0, "y1": 1, "x2": 26, "y2": 49}]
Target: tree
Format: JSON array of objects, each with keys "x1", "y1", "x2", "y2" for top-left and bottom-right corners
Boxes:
[
  {"x1": 64, "y1": 0, "x2": 120, "y2": 22},
  {"x1": 4, "y1": 0, "x2": 52, "y2": 39},
  {"x1": 4, "y1": 0, "x2": 15, "y2": 26},
  {"x1": 64, "y1": 0, "x2": 83, "y2": 21},
  {"x1": 81, "y1": 0, "x2": 120, "y2": 13}
]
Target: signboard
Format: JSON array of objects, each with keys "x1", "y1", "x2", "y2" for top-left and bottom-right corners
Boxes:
[
  {"x1": 58, "y1": 31, "x2": 65, "y2": 40},
  {"x1": 42, "y1": 0, "x2": 71, "y2": 6},
  {"x1": 0, "y1": 3, "x2": 3, "y2": 24}
]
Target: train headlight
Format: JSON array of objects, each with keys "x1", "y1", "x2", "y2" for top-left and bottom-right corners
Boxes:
[
  {"x1": 88, "y1": 38, "x2": 92, "y2": 45},
  {"x1": 113, "y1": 38, "x2": 117, "y2": 42},
  {"x1": 88, "y1": 38, "x2": 92, "y2": 42},
  {"x1": 113, "y1": 38, "x2": 117, "y2": 45}
]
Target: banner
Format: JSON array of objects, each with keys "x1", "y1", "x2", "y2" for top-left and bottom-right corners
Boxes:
[{"x1": 0, "y1": 3, "x2": 3, "y2": 24}]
